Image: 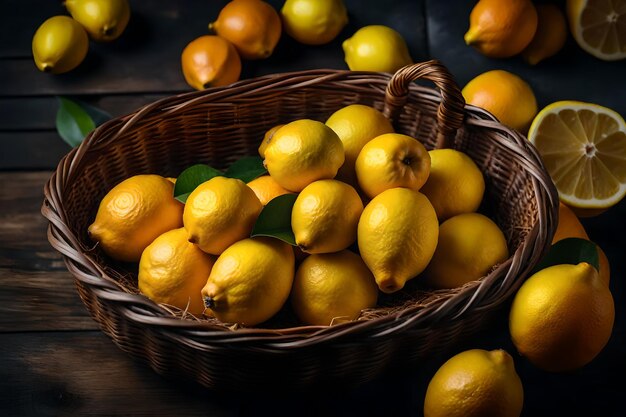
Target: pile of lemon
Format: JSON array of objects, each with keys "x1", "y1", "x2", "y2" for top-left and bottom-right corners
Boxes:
[
  {"x1": 88, "y1": 103, "x2": 510, "y2": 327},
  {"x1": 32, "y1": 0, "x2": 130, "y2": 74}
]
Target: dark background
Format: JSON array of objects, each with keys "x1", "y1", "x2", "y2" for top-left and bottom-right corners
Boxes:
[{"x1": 1, "y1": 0, "x2": 625, "y2": 416}]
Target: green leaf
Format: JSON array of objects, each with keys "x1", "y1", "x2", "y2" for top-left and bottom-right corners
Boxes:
[
  {"x1": 174, "y1": 164, "x2": 223, "y2": 203},
  {"x1": 533, "y1": 237, "x2": 600, "y2": 274},
  {"x1": 225, "y1": 156, "x2": 267, "y2": 183},
  {"x1": 251, "y1": 194, "x2": 297, "y2": 245},
  {"x1": 56, "y1": 97, "x2": 97, "y2": 147},
  {"x1": 74, "y1": 98, "x2": 112, "y2": 126}
]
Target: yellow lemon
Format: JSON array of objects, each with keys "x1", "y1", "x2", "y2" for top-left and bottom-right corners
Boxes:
[
  {"x1": 420, "y1": 149, "x2": 485, "y2": 222},
  {"x1": 342, "y1": 25, "x2": 413, "y2": 73},
  {"x1": 325, "y1": 104, "x2": 394, "y2": 186},
  {"x1": 281, "y1": 0, "x2": 348, "y2": 45},
  {"x1": 567, "y1": 0, "x2": 626, "y2": 61},
  {"x1": 291, "y1": 250, "x2": 378, "y2": 326},
  {"x1": 258, "y1": 124, "x2": 285, "y2": 158},
  {"x1": 464, "y1": 0, "x2": 538, "y2": 58},
  {"x1": 292, "y1": 179, "x2": 363, "y2": 254},
  {"x1": 355, "y1": 133, "x2": 430, "y2": 199},
  {"x1": 462, "y1": 70, "x2": 538, "y2": 132},
  {"x1": 528, "y1": 101, "x2": 626, "y2": 211},
  {"x1": 66, "y1": 0, "x2": 130, "y2": 42},
  {"x1": 183, "y1": 176, "x2": 262, "y2": 255},
  {"x1": 509, "y1": 262, "x2": 615, "y2": 372},
  {"x1": 263, "y1": 119, "x2": 345, "y2": 192},
  {"x1": 202, "y1": 237, "x2": 295, "y2": 326},
  {"x1": 246, "y1": 175, "x2": 291, "y2": 205},
  {"x1": 521, "y1": 4, "x2": 568, "y2": 65},
  {"x1": 424, "y1": 349, "x2": 524, "y2": 417},
  {"x1": 358, "y1": 188, "x2": 438, "y2": 293},
  {"x1": 138, "y1": 228, "x2": 216, "y2": 315},
  {"x1": 88, "y1": 175, "x2": 183, "y2": 262},
  {"x1": 423, "y1": 213, "x2": 509, "y2": 289},
  {"x1": 32, "y1": 15, "x2": 89, "y2": 74}
]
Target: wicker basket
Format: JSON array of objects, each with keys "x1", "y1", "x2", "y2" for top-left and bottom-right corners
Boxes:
[{"x1": 42, "y1": 60, "x2": 558, "y2": 391}]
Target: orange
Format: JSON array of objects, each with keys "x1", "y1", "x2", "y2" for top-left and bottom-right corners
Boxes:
[
  {"x1": 464, "y1": 0, "x2": 538, "y2": 58},
  {"x1": 246, "y1": 175, "x2": 292, "y2": 205},
  {"x1": 522, "y1": 4, "x2": 568, "y2": 65},
  {"x1": 181, "y1": 35, "x2": 241, "y2": 90},
  {"x1": 209, "y1": 0, "x2": 282, "y2": 60}
]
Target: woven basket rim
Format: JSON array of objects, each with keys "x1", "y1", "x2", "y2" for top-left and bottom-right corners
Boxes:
[{"x1": 42, "y1": 62, "x2": 559, "y2": 351}]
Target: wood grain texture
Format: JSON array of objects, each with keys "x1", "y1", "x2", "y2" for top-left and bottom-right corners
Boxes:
[{"x1": 0, "y1": 172, "x2": 95, "y2": 332}]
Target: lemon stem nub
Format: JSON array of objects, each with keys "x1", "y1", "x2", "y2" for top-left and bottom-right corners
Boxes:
[
  {"x1": 464, "y1": 28, "x2": 478, "y2": 45},
  {"x1": 102, "y1": 26, "x2": 114, "y2": 37},
  {"x1": 204, "y1": 296, "x2": 215, "y2": 309},
  {"x1": 402, "y1": 157, "x2": 412, "y2": 166},
  {"x1": 208, "y1": 22, "x2": 215, "y2": 33},
  {"x1": 42, "y1": 64, "x2": 52, "y2": 73}
]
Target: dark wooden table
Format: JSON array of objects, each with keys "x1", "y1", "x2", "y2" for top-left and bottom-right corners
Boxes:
[{"x1": 1, "y1": 1, "x2": 625, "y2": 416}]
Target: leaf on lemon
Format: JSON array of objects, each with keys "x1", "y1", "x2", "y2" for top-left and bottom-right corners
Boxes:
[
  {"x1": 251, "y1": 194, "x2": 297, "y2": 245},
  {"x1": 225, "y1": 156, "x2": 267, "y2": 182},
  {"x1": 55, "y1": 97, "x2": 111, "y2": 147},
  {"x1": 174, "y1": 164, "x2": 223, "y2": 203},
  {"x1": 533, "y1": 237, "x2": 600, "y2": 274}
]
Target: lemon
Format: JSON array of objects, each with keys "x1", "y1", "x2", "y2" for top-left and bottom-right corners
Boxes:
[
  {"x1": 420, "y1": 149, "x2": 485, "y2": 221},
  {"x1": 509, "y1": 262, "x2": 614, "y2": 372},
  {"x1": 424, "y1": 349, "x2": 524, "y2": 417},
  {"x1": 462, "y1": 70, "x2": 538, "y2": 132},
  {"x1": 138, "y1": 228, "x2": 216, "y2": 315},
  {"x1": 258, "y1": 124, "x2": 285, "y2": 159},
  {"x1": 424, "y1": 213, "x2": 509, "y2": 289},
  {"x1": 358, "y1": 188, "x2": 438, "y2": 293},
  {"x1": 32, "y1": 16, "x2": 89, "y2": 74},
  {"x1": 567, "y1": 0, "x2": 626, "y2": 61},
  {"x1": 291, "y1": 250, "x2": 378, "y2": 326},
  {"x1": 292, "y1": 179, "x2": 363, "y2": 254},
  {"x1": 263, "y1": 119, "x2": 345, "y2": 192},
  {"x1": 246, "y1": 175, "x2": 291, "y2": 205},
  {"x1": 281, "y1": 0, "x2": 348, "y2": 45},
  {"x1": 528, "y1": 101, "x2": 626, "y2": 210},
  {"x1": 181, "y1": 35, "x2": 242, "y2": 90},
  {"x1": 88, "y1": 175, "x2": 183, "y2": 262},
  {"x1": 521, "y1": 4, "x2": 568, "y2": 65},
  {"x1": 325, "y1": 104, "x2": 394, "y2": 186},
  {"x1": 355, "y1": 133, "x2": 431, "y2": 199},
  {"x1": 183, "y1": 176, "x2": 262, "y2": 255},
  {"x1": 342, "y1": 25, "x2": 413, "y2": 73},
  {"x1": 464, "y1": 0, "x2": 538, "y2": 58},
  {"x1": 202, "y1": 237, "x2": 295, "y2": 326},
  {"x1": 66, "y1": 0, "x2": 130, "y2": 42}
]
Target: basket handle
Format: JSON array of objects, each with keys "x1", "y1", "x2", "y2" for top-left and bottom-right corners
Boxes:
[{"x1": 383, "y1": 60, "x2": 465, "y2": 149}]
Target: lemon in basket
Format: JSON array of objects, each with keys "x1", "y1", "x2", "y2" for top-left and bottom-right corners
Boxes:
[
  {"x1": 420, "y1": 149, "x2": 485, "y2": 221},
  {"x1": 88, "y1": 175, "x2": 183, "y2": 262},
  {"x1": 263, "y1": 119, "x2": 345, "y2": 192},
  {"x1": 291, "y1": 250, "x2": 378, "y2": 326},
  {"x1": 528, "y1": 101, "x2": 626, "y2": 213},
  {"x1": 292, "y1": 179, "x2": 363, "y2": 254},
  {"x1": 509, "y1": 262, "x2": 614, "y2": 372},
  {"x1": 424, "y1": 349, "x2": 524, "y2": 417},
  {"x1": 138, "y1": 228, "x2": 216, "y2": 315},
  {"x1": 325, "y1": 104, "x2": 395, "y2": 186},
  {"x1": 202, "y1": 237, "x2": 295, "y2": 326},
  {"x1": 281, "y1": 0, "x2": 348, "y2": 45},
  {"x1": 258, "y1": 124, "x2": 285, "y2": 159},
  {"x1": 358, "y1": 188, "x2": 438, "y2": 293},
  {"x1": 566, "y1": 0, "x2": 626, "y2": 61},
  {"x1": 183, "y1": 176, "x2": 262, "y2": 255},
  {"x1": 423, "y1": 213, "x2": 509, "y2": 289},
  {"x1": 355, "y1": 133, "x2": 431, "y2": 199}
]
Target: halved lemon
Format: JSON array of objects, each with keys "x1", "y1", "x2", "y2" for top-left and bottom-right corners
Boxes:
[
  {"x1": 528, "y1": 101, "x2": 626, "y2": 210},
  {"x1": 567, "y1": 0, "x2": 626, "y2": 61}
]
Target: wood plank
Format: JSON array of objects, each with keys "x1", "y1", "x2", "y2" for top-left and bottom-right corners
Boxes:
[
  {"x1": 1, "y1": 0, "x2": 427, "y2": 96},
  {"x1": 0, "y1": 94, "x2": 170, "y2": 130},
  {"x1": 0, "y1": 131, "x2": 70, "y2": 170},
  {"x1": 0, "y1": 332, "x2": 239, "y2": 417},
  {"x1": 0, "y1": 171, "x2": 96, "y2": 331}
]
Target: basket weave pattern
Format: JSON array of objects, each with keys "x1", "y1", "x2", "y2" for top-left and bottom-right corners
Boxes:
[{"x1": 42, "y1": 61, "x2": 558, "y2": 390}]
